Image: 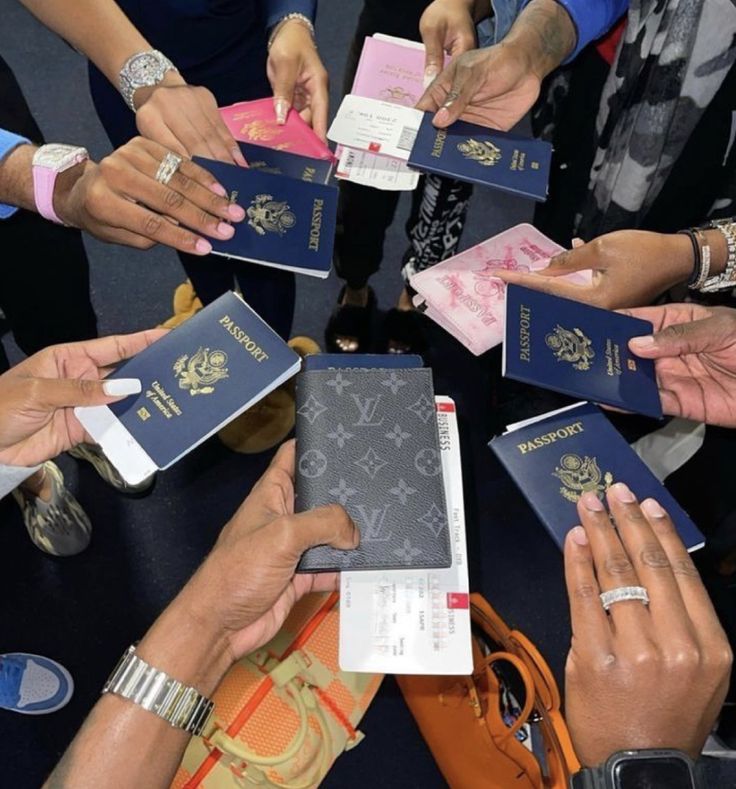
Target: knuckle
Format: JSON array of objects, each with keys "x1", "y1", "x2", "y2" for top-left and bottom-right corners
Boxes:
[
  {"x1": 198, "y1": 208, "x2": 215, "y2": 229},
  {"x1": 670, "y1": 556, "x2": 700, "y2": 579},
  {"x1": 163, "y1": 189, "x2": 185, "y2": 210},
  {"x1": 142, "y1": 214, "x2": 164, "y2": 237},
  {"x1": 78, "y1": 377, "x2": 97, "y2": 398},
  {"x1": 176, "y1": 173, "x2": 196, "y2": 194},
  {"x1": 664, "y1": 646, "x2": 701, "y2": 670},
  {"x1": 630, "y1": 647, "x2": 658, "y2": 668},
  {"x1": 604, "y1": 553, "x2": 635, "y2": 577},
  {"x1": 661, "y1": 323, "x2": 687, "y2": 340},
  {"x1": 573, "y1": 583, "x2": 599, "y2": 602},
  {"x1": 639, "y1": 544, "x2": 671, "y2": 570}
]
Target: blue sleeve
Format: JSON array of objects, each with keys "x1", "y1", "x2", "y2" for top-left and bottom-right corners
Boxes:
[
  {"x1": 480, "y1": 0, "x2": 628, "y2": 62},
  {"x1": 264, "y1": 0, "x2": 317, "y2": 31},
  {"x1": 0, "y1": 128, "x2": 31, "y2": 220}
]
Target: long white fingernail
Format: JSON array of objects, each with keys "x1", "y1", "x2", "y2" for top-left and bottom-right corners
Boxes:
[
  {"x1": 423, "y1": 66, "x2": 439, "y2": 89},
  {"x1": 103, "y1": 378, "x2": 142, "y2": 397},
  {"x1": 274, "y1": 99, "x2": 289, "y2": 124}
]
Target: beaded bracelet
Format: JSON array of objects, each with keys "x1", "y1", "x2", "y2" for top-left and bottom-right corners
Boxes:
[{"x1": 267, "y1": 12, "x2": 316, "y2": 51}]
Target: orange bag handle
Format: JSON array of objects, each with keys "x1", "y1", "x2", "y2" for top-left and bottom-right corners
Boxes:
[{"x1": 479, "y1": 651, "x2": 536, "y2": 741}]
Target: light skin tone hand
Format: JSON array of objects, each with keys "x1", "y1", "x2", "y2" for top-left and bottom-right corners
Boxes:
[
  {"x1": 564, "y1": 484, "x2": 732, "y2": 767},
  {"x1": 43, "y1": 441, "x2": 358, "y2": 789},
  {"x1": 416, "y1": 0, "x2": 575, "y2": 129},
  {"x1": 420, "y1": 0, "x2": 478, "y2": 86},
  {"x1": 0, "y1": 330, "x2": 166, "y2": 468},
  {"x1": 1, "y1": 139, "x2": 246, "y2": 255},
  {"x1": 491, "y1": 229, "x2": 729, "y2": 310},
  {"x1": 267, "y1": 19, "x2": 329, "y2": 140},
  {"x1": 625, "y1": 304, "x2": 736, "y2": 427}
]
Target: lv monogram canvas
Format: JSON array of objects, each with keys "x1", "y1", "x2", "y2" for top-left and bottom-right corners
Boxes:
[{"x1": 295, "y1": 368, "x2": 452, "y2": 572}]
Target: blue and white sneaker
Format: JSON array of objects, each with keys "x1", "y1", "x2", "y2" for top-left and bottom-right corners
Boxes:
[{"x1": 0, "y1": 653, "x2": 74, "y2": 715}]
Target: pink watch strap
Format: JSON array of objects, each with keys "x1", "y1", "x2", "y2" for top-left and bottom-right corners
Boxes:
[{"x1": 32, "y1": 163, "x2": 63, "y2": 224}]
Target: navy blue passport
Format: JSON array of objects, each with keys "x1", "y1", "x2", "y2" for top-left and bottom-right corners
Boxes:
[
  {"x1": 75, "y1": 292, "x2": 300, "y2": 482},
  {"x1": 238, "y1": 142, "x2": 334, "y2": 185},
  {"x1": 407, "y1": 113, "x2": 552, "y2": 201},
  {"x1": 193, "y1": 157, "x2": 337, "y2": 278},
  {"x1": 490, "y1": 403, "x2": 704, "y2": 552},
  {"x1": 303, "y1": 353, "x2": 424, "y2": 371},
  {"x1": 503, "y1": 285, "x2": 663, "y2": 419}
]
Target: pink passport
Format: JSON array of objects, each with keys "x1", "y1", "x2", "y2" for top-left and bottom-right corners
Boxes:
[
  {"x1": 219, "y1": 98, "x2": 334, "y2": 161},
  {"x1": 410, "y1": 224, "x2": 590, "y2": 356},
  {"x1": 351, "y1": 37, "x2": 427, "y2": 105}
]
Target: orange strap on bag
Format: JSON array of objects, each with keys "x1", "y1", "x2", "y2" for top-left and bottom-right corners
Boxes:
[{"x1": 397, "y1": 593, "x2": 579, "y2": 789}]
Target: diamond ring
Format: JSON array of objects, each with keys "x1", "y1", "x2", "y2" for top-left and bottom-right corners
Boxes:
[
  {"x1": 154, "y1": 152, "x2": 183, "y2": 186},
  {"x1": 599, "y1": 586, "x2": 649, "y2": 611}
]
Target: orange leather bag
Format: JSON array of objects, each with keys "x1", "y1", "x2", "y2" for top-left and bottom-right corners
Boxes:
[{"x1": 397, "y1": 593, "x2": 579, "y2": 789}]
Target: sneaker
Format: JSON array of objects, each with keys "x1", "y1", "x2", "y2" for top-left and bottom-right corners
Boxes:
[
  {"x1": 11, "y1": 461, "x2": 91, "y2": 556},
  {"x1": 67, "y1": 442, "x2": 155, "y2": 496},
  {"x1": 0, "y1": 653, "x2": 74, "y2": 715}
]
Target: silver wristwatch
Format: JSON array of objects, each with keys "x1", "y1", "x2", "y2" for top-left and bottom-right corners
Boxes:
[
  {"x1": 118, "y1": 50, "x2": 177, "y2": 112},
  {"x1": 102, "y1": 645, "x2": 214, "y2": 736}
]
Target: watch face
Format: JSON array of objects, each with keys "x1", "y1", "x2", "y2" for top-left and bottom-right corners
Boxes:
[
  {"x1": 33, "y1": 144, "x2": 88, "y2": 172},
  {"x1": 612, "y1": 757, "x2": 695, "y2": 789},
  {"x1": 128, "y1": 52, "x2": 167, "y2": 88}
]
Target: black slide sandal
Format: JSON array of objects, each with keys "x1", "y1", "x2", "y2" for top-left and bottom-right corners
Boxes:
[
  {"x1": 381, "y1": 308, "x2": 427, "y2": 354},
  {"x1": 324, "y1": 286, "x2": 377, "y2": 353}
]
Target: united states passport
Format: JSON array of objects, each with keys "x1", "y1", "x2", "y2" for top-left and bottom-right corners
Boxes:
[
  {"x1": 193, "y1": 157, "x2": 338, "y2": 278},
  {"x1": 295, "y1": 368, "x2": 452, "y2": 572},
  {"x1": 503, "y1": 285, "x2": 663, "y2": 419},
  {"x1": 407, "y1": 113, "x2": 552, "y2": 201},
  {"x1": 237, "y1": 142, "x2": 334, "y2": 185},
  {"x1": 490, "y1": 403, "x2": 704, "y2": 552},
  {"x1": 75, "y1": 292, "x2": 301, "y2": 485}
]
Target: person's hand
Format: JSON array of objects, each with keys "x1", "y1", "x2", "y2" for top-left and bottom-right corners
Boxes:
[
  {"x1": 624, "y1": 304, "x2": 736, "y2": 427},
  {"x1": 419, "y1": 0, "x2": 477, "y2": 87},
  {"x1": 267, "y1": 18, "x2": 329, "y2": 140},
  {"x1": 134, "y1": 73, "x2": 247, "y2": 166},
  {"x1": 54, "y1": 136, "x2": 246, "y2": 255},
  {"x1": 491, "y1": 231, "x2": 695, "y2": 309},
  {"x1": 416, "y1": 0, "x2": 575, "y2": 129},
  {"x1": 178, "y1": 441, "x2": 359, "y2": 660},
  {"x1": 0, "y1": 330, "x2": 166, "y2": 467},
  {"x1": 564, "y1": 484, "x2": 732, "y2": 767}
]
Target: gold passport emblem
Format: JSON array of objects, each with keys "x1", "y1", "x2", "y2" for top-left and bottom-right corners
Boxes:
[
  {"x1": 379, "y1": 85, "x2": 417, "y2": 105},
  {"x1": 545, "y1": 325, "x2": 595, "y2": 371},
  {"x1": 247, "y1": 194, "x2": 296, "y2": 236},
  {"x1": 553, "y1": 453, "x2": 613, "y2": 503},
  {"x1": 457, "y1": 138, "x2": 502, "y2": 166},
  {"x1": 173, "y1": 347, "x2": 229, "y2": 396},
  {"x1": 241, "y1": 119, "x2": 282, "y2": 142}
]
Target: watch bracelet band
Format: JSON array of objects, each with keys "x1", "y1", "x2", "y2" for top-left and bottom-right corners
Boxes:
[
  {"x1": 699, "y1": 218, "x2": 736, "y2": 292},
  {"x1": 118, "y1": 50, "x2": 177, "y2": 112},
  {"x1": 102, "y1": 645, "x2": 214, "y2": 736},
  {"x1": 267, "y1": 13, "x2": 316, "y2": 50}
]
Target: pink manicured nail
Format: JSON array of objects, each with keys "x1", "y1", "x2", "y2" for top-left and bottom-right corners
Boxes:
[
  {"x1": 274, "y1": 99, "x2": 289, "y2": 125},
  {"x1": 232, "y1": 148, "x2": 248, "y2": 167},
  {"x1": 630, "y1": 335, "x2": 655, "y2": 349},
  {"x1": 228, "y1": 203, "x2": 245, "y2": 221},
  {"x1": 569, "y1": 526, "x2": 588, "y2": 546},
  {"x1": 211, "y1": 182, "x2": 227, "y2": 197},
  {"x1": 434, "y1": 108, "x2": 450, "y2": 126},
  {"x1": 581, "y1": 491, "x2": 604, "y2": 512},
  {"x1": 641, "y1": 498, "x2": 667, "y2": 518},
  {"x1": 611, "y1": 482, "x2": 636, "y2": 503},
  {"x1": 217, "y1": 222, "x2": 234, "y2": 238},
  {"x1": 195, "y1": 238, "x2": 212, "y2": 255}
]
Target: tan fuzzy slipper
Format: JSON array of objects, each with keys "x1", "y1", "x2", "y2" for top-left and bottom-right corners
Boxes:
[{"x1": 159, "y1": 281, "x2": 203, "y2": 329}]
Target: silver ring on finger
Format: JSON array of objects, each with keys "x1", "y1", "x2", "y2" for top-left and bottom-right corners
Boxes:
[
  {"x1": 599, "y1": 585, "x2": 649, "y2": 611},
  {"x1": 443, "y1": 89, "x2": 461, "y2": 107},
  {"x1": 155, "y1": 152, "x2": 183, "y2": 186}
]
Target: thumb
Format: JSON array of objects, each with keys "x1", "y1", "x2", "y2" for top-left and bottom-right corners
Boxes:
[
  {"x1": 540, "y1": 247, "x2": 596, "y2": 278},
  {"x1": 34, "y1": 376, "x2": 142, "y2": 409},
  {"x1": 629, "y1": 317, "x2": 715, "y2": 358},
  {"x1": 284, "y1": 504, "x2": 360, "y2": 559},
  {"x1": 421, "y1": 22, "x2": 446, "y2": 88},
  {"x1": 271, "y1": 57, "x2": 300, "y2": 125}
]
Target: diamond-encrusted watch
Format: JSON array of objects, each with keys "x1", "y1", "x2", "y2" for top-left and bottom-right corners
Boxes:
[
  {"x1": 118, "y1": 50, "x2": 177, "y2": 112},
  {"x1": 102, "y1": 645, "x2": 214, "y2": 736}
]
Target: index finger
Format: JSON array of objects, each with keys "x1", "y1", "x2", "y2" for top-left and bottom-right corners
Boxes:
[
  {"x1": 82, "y1": 329, "x2": 168, "y2": 368},
  {"x1": 493, "y1": 268, "x2": 587, "y2": 299}
]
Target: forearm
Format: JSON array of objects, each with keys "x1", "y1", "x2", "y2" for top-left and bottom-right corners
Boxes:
[
  {"x1": 503, "y1": 0, "x2": 577, "y2": 79},
  {"x1": 44, "y1": 586, "x2": 232, "y2": 789},
  {"x1": 19, "y1": 0, "x2": 153, "y2": 86}
]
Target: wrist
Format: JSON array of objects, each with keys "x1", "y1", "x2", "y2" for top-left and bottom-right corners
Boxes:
[
  {"x1": 268, "y1": 14, "x2": 316, "y2": 51},
  {"x1": 53, "y1": 159, "x2": 94, "y2": 227},
  {"x1": 133, "y1": 70, "x2": 186, "y2": 111},
  {"x1": 508, "y1": 0, "x2": 576, "y2": 80}
]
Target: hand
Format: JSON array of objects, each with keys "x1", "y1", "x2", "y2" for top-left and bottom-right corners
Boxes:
[
  {"x1": 416, "y1": 0, "x2": 574, "y2": 129},
  {"x1": 55, "y1": 136, "x2": 246, "y2": 255},
  {"x1": 564, "y1": 484, "x2": 732, "y2": 767},
  {"x1": 135, "y1": 73, "x2": 247, "y2": 166},
  {"x1": 491, "y1": 231, "x2": 695, "y2": 309},
  {"x1": 0, "y1": 330, "x2": 166, "y2": 467},
  {"x1": 178, "y1": 441, "x2": 358, "y2": 660},
  {"x1": 625, "y1": 304, "x2": 736, "y2": 427},
  {"x1": 267, "y1": 18, "x2": 329, "y2": 140},
  {"x1": 419, "y1": 0, "x2": 477, "y2": 87}
]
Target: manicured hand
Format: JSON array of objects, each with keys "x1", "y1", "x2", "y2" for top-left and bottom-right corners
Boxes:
[
  {"x1": 134, "y1": 73, "x2": 247, "y2": 166},
  {"x1": 491, "y1": 231, "x2": 695, "y2": 309},
  {"x1": 0, "y1": 330, "x2": 166, "y2": 467},
  {"x1": 419, "y1": 0, "x2": 477, "y2": 87},
  {"x1": 55, "y1": 136, "x2": 246, "y2": 255},
  {"x1": 267, "y1": 18, "x2": 329, "y2": 140},
  {"x1": 625, "y1": 304, "x2": 736, "y2": 427},
  {"x1": 178, "y1": 441, "x2": 359, "y2": 660},
  {"x1": 564, "y1": 484, "x2": 732, "y2": 766}
]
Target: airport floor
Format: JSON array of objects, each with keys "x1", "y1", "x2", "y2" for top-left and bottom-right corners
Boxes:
[{"x1": 1, "y1": 3, "x2": 583, "y2": 786}]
